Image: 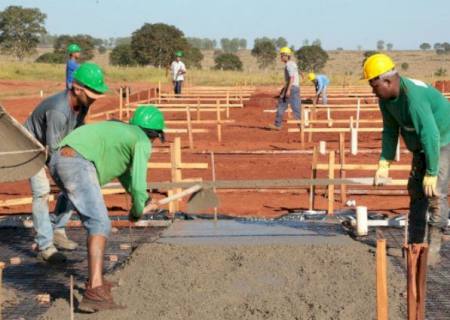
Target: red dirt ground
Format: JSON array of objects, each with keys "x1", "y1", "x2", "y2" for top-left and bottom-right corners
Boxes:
[{"x1": 0, "y1": 80, "x2": 426, "y2": 219}]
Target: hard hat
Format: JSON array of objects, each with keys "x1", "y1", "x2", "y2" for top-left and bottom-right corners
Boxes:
[
  {"x1": 175, "y1": 51, "x2": 183, "y2": 57},
  {"x1": 72, "y1": 62, "x2": 108, "y2": 99},
  {"x1": 363, "y1": 53, "x2": 396, "y2": 80},
  {"x1": 308, "y1": 72, "x2": 316, "y2": 81},
  {"x1": 279, "y1": 47, "x2": 292, "y2": 55},
  {"x1": 67, "y1": 43, "x2": 81, "y2": 54},
  {"x1": 130, "y1": 105, "x2": 166, "y2": 130}
]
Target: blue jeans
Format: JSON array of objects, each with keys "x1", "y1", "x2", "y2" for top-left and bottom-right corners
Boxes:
[
  {"x1": 174, "y1": 81, "x2": 183, "y2": 94},
  {"x1": 50, "y1": 151, "x2": 111, "y2": 237},
  {"x1": 29, "y1": 168, "x2": 73, "y2": 250},
  {"x1": 274, "y1": 86, "x2": 301, "y2": 128},
  {"x1": 408, "y1": 144, "x2": 450, "y2": 242},
  {"x1": 318, "y1": 87, "x2": 328, "y2": 105}
]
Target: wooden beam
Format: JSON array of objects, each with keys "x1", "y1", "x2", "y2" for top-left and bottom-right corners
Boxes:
[
  {"x1": 376, "y1": 239, "x2": 388, "y2": 320},
  {"x1": 327, "y1": 151, "x2": 335, "y2": 215}
]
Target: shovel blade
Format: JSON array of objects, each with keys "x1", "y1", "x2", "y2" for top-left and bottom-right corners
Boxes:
[{"x1": 187, "y1": 187, "x2": 219, "y2": 213}]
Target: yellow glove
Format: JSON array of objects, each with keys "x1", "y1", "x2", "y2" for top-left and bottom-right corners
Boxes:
[
  {"x1": 423, "y1": 175, "x2": 438, "y2": 197},
  {"x1": 374, "y1": 160, "x2": 391, "y2": 186}
]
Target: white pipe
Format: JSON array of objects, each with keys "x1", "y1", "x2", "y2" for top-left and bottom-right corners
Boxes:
[
  {"x1": 356, "y1": 206, "x2": 368, "y2": 236},
  {"x1": 319, "y1": 141, "x2": 326, "y2": 155}
]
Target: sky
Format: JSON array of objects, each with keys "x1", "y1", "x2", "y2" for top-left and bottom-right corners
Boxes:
[{"x1": 0, "y1": 0, "x2": 449, "y2": 50}]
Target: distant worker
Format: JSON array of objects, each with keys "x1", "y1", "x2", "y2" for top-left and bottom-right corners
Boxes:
[
  {"x1": 308, "y1": 72, "x2": 330, "y2": 104},
  {"x1": 170, "y1": 51, "x2": 187, "y2": 94},
  {"x1": 268, "y1": 47, "x2": 301, "y2": 130},
  {"x1": 66, "y1": 43, "x2": 81, "y2": 89},
  {"x1": 25, "y1": 62, "x2": 108, "y2": 263},
  {"x1": 50, "y1": 106, "x2": 165, "y2": 311},
  {"x1": 366, "y1": 53, "x2": 450, "y2": 265}
]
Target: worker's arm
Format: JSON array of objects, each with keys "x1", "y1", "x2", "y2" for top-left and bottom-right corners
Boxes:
[
  {"x1": 45, "y1": 110, "x2": 68, "y2": 159},
  {"x1": 409, "y1": 99, "x2": 440, "y2": 176},
  {"x1": 379, "y1": 105, "x2": 400, "y2": 162},
  {"x1": 119, "y1": 140, "x2": 151, "y2": 220}
]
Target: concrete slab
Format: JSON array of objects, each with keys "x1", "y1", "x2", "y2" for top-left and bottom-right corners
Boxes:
[{"x1": 158, "y1": 219, "x2": 354, "y2": 246}]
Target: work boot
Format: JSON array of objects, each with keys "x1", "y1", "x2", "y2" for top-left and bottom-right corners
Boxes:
[
  {"x1": 37, "y1": 245, "x2": 67, "y2": 263},
  {"x1": 53, "y1": 229, "x2": 78, "y2": 250},
  {"x1": 267, "y1": 124, "x2": 281, "y2": 131},
  {"x1": 79, "y1": 284, "x2": 125, "y2": 312},
  {"x1": 85, "y1": 278, "x2": 119, "y2": 290},
  {"x1": 427, "y1": 226, "x2": 443, "y2": 266}
]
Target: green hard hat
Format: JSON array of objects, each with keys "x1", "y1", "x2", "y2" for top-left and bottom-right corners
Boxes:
[
  {"x1": 73, "y1": 62, "x2": 108, "y2": 96},
  {"x1": 175, "y1": 50, "x2": 183, "y2": 57},
  {"x1": 130, "y1": 105, "x2": 166, "y2": 130},
  {"x1": 67, "y1": 43, "x2": 81, "y2": 54}
]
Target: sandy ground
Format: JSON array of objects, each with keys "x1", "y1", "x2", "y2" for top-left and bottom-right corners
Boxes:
[{"x1": 40, "y1": 241, "x2": 405, "y2": 320}]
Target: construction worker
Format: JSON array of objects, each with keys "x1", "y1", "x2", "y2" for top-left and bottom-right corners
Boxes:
[
  {"x1": 24, "y1": 62, "x2": 108, "y2": 262},
  {"x1": 170, "y1": 51, "x2": 187, "y2": 94},
  {"x1": 365, "y1": 53, "x2": 450, "y2": 265},
  {"x1": 66, "y1": 43, "x2": 81, "y2": 89},
  {"x1": 268, "y1": 47, "x2": 301, "y2": 130},
  {"x1": 49, "y1": 106, "x2": 165, "y2": 311},
  {"x1": 308, "y1": 72, "x2": 330, "y2": 104}
]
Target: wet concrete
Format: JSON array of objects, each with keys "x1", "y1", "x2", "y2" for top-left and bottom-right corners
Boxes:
[{"x1": 158, "y1": 219, "x2": 354, "y2": 246}]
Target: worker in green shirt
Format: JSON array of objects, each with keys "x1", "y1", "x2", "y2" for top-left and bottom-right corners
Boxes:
[
  {"x1": 364, "y1": 53, "x2": 450, "y2": 265},
  {"x1": 49, "y1": 106, "x2": 165, "y2": 311}
]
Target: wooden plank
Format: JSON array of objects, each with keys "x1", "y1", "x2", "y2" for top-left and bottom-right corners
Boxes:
[
  {"x1": 288, "y1": 127, "x2": 383, "y2": 133},
  {"x1": 316, "y1": 164, "x2": 410, "y2": 171},
  {"x1": 186, "y1": 106, "x2": 194, "y2": 150},
  {"x1": 327, "y1": 151, "x2": 335, "y2": 215},
  {"x1": 339, "y1": 132, "x2": 347, "y2": 204},
  {"x1": 376, "y1": 239, "x2": 388, "y2": 320}
]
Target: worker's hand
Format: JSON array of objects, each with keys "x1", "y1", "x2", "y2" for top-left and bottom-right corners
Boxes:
[
  {"x1": 374, "y1": 160, "x2": 391, "y2": 186},
  {"x1": 423, "y1": 175, "x2": 438, "y2": 197},
  {"x1": 128, "y1": 211, "x2": 142, "y2": 223}
]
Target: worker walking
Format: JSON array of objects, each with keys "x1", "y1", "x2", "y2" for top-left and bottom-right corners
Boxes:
[
  {"x1": 66, "y1": 43, "x2": 81, "y2": 89},
  {"x1": 49, "y1": 106, "x2": 165, "y2": 311},
  {"x1": 268, "y1": 47, "x2": 301, "y2": 130},
  {"x1": 365, "y1": 53, "x2": 450, "y2": 265},
  {"x1": 308, "y1": 72, "x2": 329, "y2": 104},
  {"x1": 170, "y1": 51, "x2": 187, "y2": 95},
  {"x1": 25, "y1": 62, "x2": 108, "y2": 263}
]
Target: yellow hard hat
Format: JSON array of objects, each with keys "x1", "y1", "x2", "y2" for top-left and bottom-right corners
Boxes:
[
  {"x1": 363, "y1": 53, "x2": 396, "y2": 80},
  {"x1": 308, "y1": 72, "x2": 316, "y2": 81},
  {"x1": 279, "y1": 47, "x2": 292, "y2": 55}
]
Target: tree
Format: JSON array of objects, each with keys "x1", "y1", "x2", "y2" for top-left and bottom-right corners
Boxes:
[
  {"x1": 363, "y1": 50, "x2": 378, "y2": 58},
  {"x1": 311, "y1": 39, "x2": 322, "y2": 47},
  {"x1": 110, "y1": 44, "x2": 137, "y2": 66},
  {"x1": 0, "y1": 5, "x2": 47, "y2": 60},
  {"x1": 184, "y1": 46, "x2": 203, "y2": 69},
  {"x1": 251, "y1": 39, "x2": 276, "y2": 69},
  {"x1": 239, "y1": 38, "x2": 247, "y2": 50},
  {"x1": 434, "y1": 67, "x2": 447, "y2": 77},
  {"x1": 275, "y1": 37, "x2": 288, "y2": 49},
  {"x1": 295, "y1": 45, "x2": 329, "y2": 72},
  {"x1": 377, "y1": 40, "x2": 385, "y2": 51},
  {"x1": 214, "y1": 53, "x2": 242, "y2": 71},
  {"x1": 98, "y1": 45, "x2": 107, "y2": 54},
  {"x1": 400, "y1": 62, "x2": 409, "y2": 71},
  {"x1": 53, "y1": 34, "x2": 96, "y2": 61},
  {"x1": 131, "y1": 23, "x2": 189, "y2": 67},
  {"x1": 419, "y1": 42, "x2": 431, "y2": 51},
  {"x1": 386, "y1": 43, "x2": 393, "y2": 51},
  {"x1": 35, "y1": 52, "x2": 65, "y2": 64},
  {"x1": 220, "y1": 38, "x2": 239, "y2": 53},
  {"x1": 435, "y1": 42, "x2": 450, "y2": 55},
  {"x1": 302, "y1": 39, "x2": 309, "y2": 46}
]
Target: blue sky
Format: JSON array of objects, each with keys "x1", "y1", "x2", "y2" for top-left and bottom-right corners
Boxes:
[{"x1": 1, "y1": 0, "x2": 448, "y2": 50}]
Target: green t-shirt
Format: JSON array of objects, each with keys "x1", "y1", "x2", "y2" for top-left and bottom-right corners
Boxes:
[
  {"x1": 60, "y1": 121, "x2": 151, "y2": 216},
  {"x1": 379, "y1": 77, "x2": 450, "y2": 176}
]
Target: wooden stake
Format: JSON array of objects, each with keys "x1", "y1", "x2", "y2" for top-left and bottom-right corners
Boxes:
[
  {"x1": 339, "y1": 132, "x2": 347, "y2": 204},
  {"x1": 70, "y1": 275, "x2": 74, "y2": 320},
  {"x1": 216, "y1": 100, "x2": 222, "y2": 143},
  {"x1": 211, "y1": 152, "x2": 218, "y2": 221},
  {"x1": 196, "y1": 97, "x2": 201, "y2": 121},
  {"x1": 406, "y1": 244, "x2": 428, "y2": 320},
  {"x1": 226, "y1": 92, "x2": 230, "y2": 119},
  {"x1": 186, "y1": 106, "x2": 194, "y2": 150},
  {"x1": 327, "y1": 151, "x2": 335, "y2": 215},
  {"x1": 119, "y1": 87, "x2": 123, "y2": 120},
  {"x1": 376, "y1": 239, "x2": 388, "y2": 320},
  {"x1": 125, "y1": 87, "x2": 130, "y2": 118},
  {"x1": 309, "y1": 146, "x2": 318, "y2": 211},
  {"x1": 170, "y1": 138, "x2": 183, "y2": 213},
  {"x1": 308, "y1": 103, "x2": 316, "y2": 142}
]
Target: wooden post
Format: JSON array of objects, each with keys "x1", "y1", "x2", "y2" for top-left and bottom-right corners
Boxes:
[
  {"x1": 327, "y1": 106, "x2": 332, "y2": 127},
  {"x1": 70, "y1": 275, "x2": 74, "y2": 320},
  {"x1": 119, "y1": 87, "x2": 123, "y2": 120},
  {"x1": 356, "y1": 98, "x2": 361, "y2": 130},
  {"x1": 308, "y1": 103, "x2": 316, "y2": 142},
  {"x1": 406, "y1": 244, "x2": 428, "y2": 320},
  {"x1": 327, "y1": 150, "x2": 335, "y2": 215},
  {"x1": 147, "y1": 88, "x2": 151, "y2": 103},
  {"x1": 125, "y1": 87, "x2": 130, "y2": 118},
  {"x1": 158, "y1": 80, "x2": 161, "y2": 104},
  {"x1": 339, "y1": 132, "x2": 347, "y2": 204},
  {"x1": 211, "y1": 151, "x2": 218, "y2": 221},
  {"x1": 309, "y1": 146, "x2": 318, "y2": 211},
  {"x1": 186, "y1": 106, "x2": 194, "y2": 150},
  {"x1": 169, "y1": 138, "x2": 182, "y2": 213},
  {"x1": 376, "y1": 239, "x2": 388, "y2": 320},
  {"x1": 216, "y1": 100, "x2": 222, "y2": 143},
  {"x1": 226, "y1": 92, "x2": 230, "y2": 119},
  {"x1": 196, "y1": 97, "x2": 201, "y2": 121}
]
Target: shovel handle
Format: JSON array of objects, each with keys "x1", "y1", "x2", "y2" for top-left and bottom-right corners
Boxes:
[{"x1": 143, "y1": 184, "x2": 203, "y2": 213}]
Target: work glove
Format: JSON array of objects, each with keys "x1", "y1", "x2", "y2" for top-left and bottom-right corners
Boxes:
[
  {"x1": 423, "y1": 175, "x2": 438, "y2": 197},
  {"x1": 374, "y1": 160, "x2": 391, "y2": 186}
]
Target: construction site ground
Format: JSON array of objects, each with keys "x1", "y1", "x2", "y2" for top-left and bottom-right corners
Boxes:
[{"x1": 0, "y1": 80, "x2": 449, "y2": 319}]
